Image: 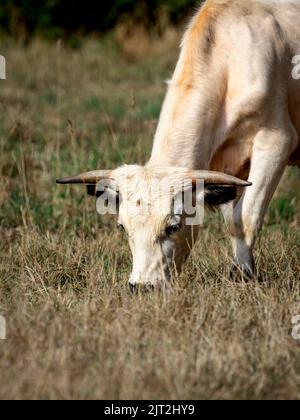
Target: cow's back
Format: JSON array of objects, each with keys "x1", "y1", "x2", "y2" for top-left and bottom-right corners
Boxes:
[
  {"x1": 263, "y1": 1, "x2": 300, "y2": 159},
  {"x1": 269, "y1": 0, "x2": 300, "y2": 54},
  {"x1": 212, "y1": 0, "x2": 300, "y2": 165}
]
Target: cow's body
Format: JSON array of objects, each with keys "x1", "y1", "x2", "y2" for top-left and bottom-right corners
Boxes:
[
  {"x1": 58, "y1": 0, "x2": 300, "y2": 288},
  {"x1": 151, "y1": 0, "x2": 300, "y2": 171},
  {"x1": 149, "y1": 0, "x2": 300, "y2": 276}
]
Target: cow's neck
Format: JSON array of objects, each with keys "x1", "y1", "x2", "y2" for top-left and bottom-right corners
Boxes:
[
  {"x1": 148, "y1": 79, "x2": 224, "y2": 170},
  {"x1": 148, "y1": 13, "x2": 226, "y2": 171}
]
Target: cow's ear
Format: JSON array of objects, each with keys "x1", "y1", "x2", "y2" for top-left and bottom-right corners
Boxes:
[
  {"x1": 190, "y1": 171, "x2": 252, "y2": 209},
  {"x1": 86, "y1": 185, "x2": 97, "y2": 197},
  {"x1": 204, "y1": 184, "x2": 239, "y2": 207}
]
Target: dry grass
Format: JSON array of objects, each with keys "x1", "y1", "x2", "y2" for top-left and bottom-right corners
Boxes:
[{"x1": 0, "y1": 33, "x2": 300, "y2": 400}]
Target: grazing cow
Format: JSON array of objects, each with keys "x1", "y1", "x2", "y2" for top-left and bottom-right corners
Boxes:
[{"x1": 57, "y1": 0, "x2": 300, "y2": 290}]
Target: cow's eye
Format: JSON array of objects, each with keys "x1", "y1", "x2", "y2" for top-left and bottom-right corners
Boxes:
[{"x1": 165, "y1": 224, "x2": 181, "y2": 237}]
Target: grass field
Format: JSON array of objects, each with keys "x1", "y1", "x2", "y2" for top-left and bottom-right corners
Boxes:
[{"x1": 0, "y1": 31, "x2": 300, "y2": 400}]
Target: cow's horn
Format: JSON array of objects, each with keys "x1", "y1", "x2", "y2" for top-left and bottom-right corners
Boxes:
[
  {"x1": 190, "y1": 171, "x2": 252, "y2": 187},
  {"x1": 56, "y1": 170, "x2": 112, "y2": 185}
]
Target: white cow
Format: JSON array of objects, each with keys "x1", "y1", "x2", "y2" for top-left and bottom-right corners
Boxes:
[{"x1": 57, "y1": 0, "x2": 300, "y2": 290}]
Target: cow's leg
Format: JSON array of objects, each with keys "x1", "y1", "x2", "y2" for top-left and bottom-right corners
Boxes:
[{"x1": 222, "y1": 126, "x2": 297, "y2": 279}]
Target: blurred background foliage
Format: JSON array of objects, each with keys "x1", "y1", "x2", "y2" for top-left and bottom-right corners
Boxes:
[{"x1": 0, "y1": 0, "x2": 201, "y2": 40}]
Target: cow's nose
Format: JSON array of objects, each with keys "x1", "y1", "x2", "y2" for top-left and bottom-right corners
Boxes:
[
  {"x1": 129, "y1": 282, "x2": 137, "y2": 294},
  {"x1": 128, "y1": 282, "x2": 155, "y2": 294}
]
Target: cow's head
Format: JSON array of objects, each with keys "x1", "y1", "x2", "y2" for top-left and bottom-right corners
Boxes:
[{"x1": 57, "y1": 166, "x2": 251, "y2": 291}]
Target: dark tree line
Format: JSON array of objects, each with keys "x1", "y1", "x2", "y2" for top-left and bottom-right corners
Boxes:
[{"x1": 0, "y1": 0, "x2": 201, "y2": 38}]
